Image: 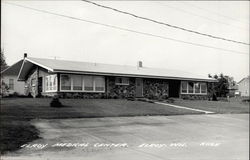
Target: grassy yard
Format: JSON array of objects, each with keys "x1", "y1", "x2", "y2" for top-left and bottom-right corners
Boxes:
[
  {"x1": 173, "y1": 98, "x2": 249, "y2": 114},
  {"x1": 1, "y1": 98, "x2": 200, "y2": 154},
  {"x1": 1, "y1": 97, "x2": 249, "y2": 154}
]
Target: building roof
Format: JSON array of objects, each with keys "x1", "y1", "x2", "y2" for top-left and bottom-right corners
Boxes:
[
  {"x1": 1, "y1": 60, "x2": 23, "y2": 76},
  {"x1": 18, "y1": 57, "x2": 216, "y2": 82},
  {"x1": 238, "y1": 76, "x2": 250, "y2": 84}
]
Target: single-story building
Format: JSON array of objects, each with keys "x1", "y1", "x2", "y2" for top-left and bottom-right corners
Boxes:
[
  {"x1": 1, "y1": 60, "x2": 25, "y2": 96},
  {"x1": 17, "y1": 54, "x2": 216, "y2": 99},
  {"x1": 237, "y1": 76, "x2": 249, "y2": 97}
]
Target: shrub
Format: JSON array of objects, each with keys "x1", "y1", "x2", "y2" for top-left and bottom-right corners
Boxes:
[{"x1": 50, "y1": 97, "x2": 62, "y2": 108}]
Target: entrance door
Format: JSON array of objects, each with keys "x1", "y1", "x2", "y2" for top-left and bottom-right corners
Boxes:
[
  {"x1": 136, "y1": 78, "x2": 143, "y2": 97},
  {"x1": 169, "y1": 80, "x2": 180, "y2": 98},
  {"x1": 38, "y1": 77, "x2": 43, "y2": 97}
]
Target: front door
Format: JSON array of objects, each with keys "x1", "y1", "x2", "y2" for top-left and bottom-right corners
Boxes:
[
  {"x1": 169, "y1": 80, "x2": 180, "y2": 98},
  {"x1": 136, "y1": 78, "x2": 143, "y2": 97},
  {"x1": 38, "y1": 77, "x2": 43, "y2": 97}
]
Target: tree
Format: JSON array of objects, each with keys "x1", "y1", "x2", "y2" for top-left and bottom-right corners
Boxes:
[
  {"x1": 0, "y1": 48, "x2": 9, "y2": 96},
  {"x1": 1, "y1": 49, "x2": 8, "y2": 71},
  {"x1": 208, "y1": 73, "x2": 236, "y2": 97}
]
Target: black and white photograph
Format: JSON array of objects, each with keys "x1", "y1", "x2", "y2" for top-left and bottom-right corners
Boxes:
[{"x1": 0, "y1": 1, "x2": 249, "y2": 160}]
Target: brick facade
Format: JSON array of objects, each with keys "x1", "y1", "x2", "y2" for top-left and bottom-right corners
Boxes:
[
  {"x1": 106, "y1": 76, "x2": 136, "y2": 98},
  {"x1": 24, "y1": 67, "x2": 38, "y2": 97},
  {"x1": 180, "y1": 94, "x2": 208, "y2": 100},
  {"x1": 143, "y1": 78, "x2": 169, "y2": 99}
]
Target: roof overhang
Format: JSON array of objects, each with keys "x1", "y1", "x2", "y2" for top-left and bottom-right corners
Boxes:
[
  {"x1": 54, "y1": 69, "x2": 217, "y2": 82},
  {"x1": 17, "y1": 58, "x2": 54, "y2": 81},
  {"x1": 1, "y1": 60, "x2": 23, "y2": 76},
  {"x1": 16, "y1": 57, "x2": 217, "y2": 83}
]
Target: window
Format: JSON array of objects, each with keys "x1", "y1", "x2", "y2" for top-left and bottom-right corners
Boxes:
[
  {"x1": 181, "y1": 81, "x2": 207, "y2": 94},
  {"x1": 188, "y1": 82, "x2": 194, "y2": 93},
  {"x1": 45, "y1": 74, "x2": 57, "y2": 91},
  {"x1": 194, "y1": 83, "x2": 200, "y2": 93},
  {"x1": 45, "y1": 77, "x2": 49, "y2": 91},
  {"x1": 181, "y1": 81, "x2": 187, "y2": 93},
  {"x1": 9, "y1": 79, "x2": 14, "y2": 90},
  {"x1": 61, "y1": 75, "x2": 71, "y2": 90},
  {"x1": 115, "y1": 77, "x2": 129, "y2": 85},
  {"x1": 60, "y1": 74, "x2": 105, "y2": 92},
  {"x1": 31, "y1": 78, "x2": 36, "y2": 87},
  {"x1": 201, "y1": 83, "x2": 207, "y2": 93},
  {"x1": 72, "y1": 75, "x2": 82, "y2": 90},
  {"x1": 84, "y1": 76, "x2": 94, "y2": 91},
  {"x1": 95, "y1": 77, "x2": 105, "y2": 91}
]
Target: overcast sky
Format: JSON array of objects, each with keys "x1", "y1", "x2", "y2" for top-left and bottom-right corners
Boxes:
[{"x1": 1, "y1": 1, "x2": 249, "y2": 81}]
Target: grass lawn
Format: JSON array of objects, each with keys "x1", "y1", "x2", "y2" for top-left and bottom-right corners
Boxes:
[
  {"x1": 173, "y1": 98, "x2": 249, "y2": 114},
  {"x1": 1, "y1": 97, "x2": 200, "y2": 154},
  {"x1": 1, "y1": 97, "x2": 248, "y2": 154}
]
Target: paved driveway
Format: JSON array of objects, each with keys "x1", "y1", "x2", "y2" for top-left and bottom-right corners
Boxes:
[{"x1": 3, "y1": 114, "x2": 249, "y2": 160}]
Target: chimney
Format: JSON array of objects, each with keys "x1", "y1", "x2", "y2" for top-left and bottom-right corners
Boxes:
[
  {"x1": 137, "y1": 61, "x2": 143, "y2": 68},
  {"x1": 24, "y1": 53, "x2": 27, "y2": 58}
]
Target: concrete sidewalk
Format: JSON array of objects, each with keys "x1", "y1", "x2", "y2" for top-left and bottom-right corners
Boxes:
[{"x1": 3, "y1": 114, "x2": 249, "y2": 160}]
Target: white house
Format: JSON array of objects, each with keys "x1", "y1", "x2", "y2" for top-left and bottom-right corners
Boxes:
[
  {"x1": 1, "y1": 60, "x2": 25, "y2": 96},
  {"x1": 238, "y1": 76, "x2": 249, "y2": 97}
]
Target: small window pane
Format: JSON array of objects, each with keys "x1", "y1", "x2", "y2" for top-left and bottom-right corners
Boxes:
[
  {"x1": 52, "y1": 75, "x2": 57, "y2": 90},
  {"x1": 122, "y1": 78, "x2": 129, "y2": 84},
  {"x1": 49, "y1": 76, "x2": 53, "y2": 90},
  {"x1": 72, "y1": 75, "x2": 82, "y2": 90},
  {"x1": 115, "y1": 77, "x2": 129, "y2": 85},
  {"x1": 45, "y1": 77, "x2": 49, "y2": 91},
  {"x1": 115, "y1": 78, "x2": 122, "y2": 84},
  {"x1": 9, "y1": 79, "x2": 14, "y2": 90},
  {"x1": 181, "y1": 81, "x2": 187, "y2": 93},
  {"x1": 201, "y1": 83, "x2": 207, "y2": 93},
  {"x1": 95, "y1": 77, "x2": 105, "y2": 91},
  {"x1": 61, "y1": 75, "x2": 71, "y2": 90},
  {"x1": 84, "y1": 76, "x2": 94, "y2": 91},
  {"x1": 45, "y1": 75, "x2": 57, "y2": 91},
  {"x1": 188, "y1": 82, "x2": 194, "y2": 93},
  {"x1": 195, "y1": 83, "x2": 201, "y2": 93}
]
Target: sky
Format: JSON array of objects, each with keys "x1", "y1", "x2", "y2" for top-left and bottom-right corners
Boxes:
[{"x1": 1, "y1": 1, "x2": 249, "y2": 82}]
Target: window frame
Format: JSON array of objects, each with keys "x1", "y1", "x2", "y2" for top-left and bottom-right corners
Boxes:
[
  {"x1": 115, "y1": 77, "x2": 129, "y2": 85},
  {"x1": 181, "y1": 81, "x2": 207, "y2": 95},
  {"x1": 9, "y1": 79, "x2": 14, "y2": 90},
  {"x1": 60, "y1": 74, "x2": 105, "y2": 93},
  {"x1": 200, "y1": 82, "x2": 207, "y2": 94},
  {"x1": 45, "y1": 74, "x2": 58, "y2": 92},
  {"x1": 181, "y1": 81, "x2": 188, "y2": 93}
]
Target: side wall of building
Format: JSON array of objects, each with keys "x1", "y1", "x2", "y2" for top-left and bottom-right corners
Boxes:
[
  {"x1": 24, "y1": 68, "x2": 209, "y2": 100},
  {"x1": 238, "y1": 78, "x2": 249, "y2": 97},
  {"x1": 2, "y1": 75, "x2": 25, "y2": 95}
]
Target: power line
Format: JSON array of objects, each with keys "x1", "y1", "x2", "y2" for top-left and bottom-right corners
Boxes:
[
  {"x1": 4, "y1": 2, "x2": 248, "y2": 55},
  {"x1": 156, "y1": 2, "x2": 248, "y2": 31},
  {"x1": 182, "y1": 1, "x2": 250, "y2": 26},
  {"x1": 82, "y1": 0, "x2": 249, "y2": 46}
]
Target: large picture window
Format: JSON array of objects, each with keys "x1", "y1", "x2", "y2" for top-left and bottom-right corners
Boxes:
[
  {"x1": 201, "y1": 83, "x2": 207, "y2": 93},
  {"x1": 84, "y1": 76, "x2": 94, "y2": 91},
  {"x1": 60, "y1": 74, "x2": 105, "y2": 92},
  {"x1": 181, "y1": 81, "x2": 207, "y2": 94},
  {"x1": 61, "y1": 75, "x2": 71, "y2": 90},
  {"x1": 72, "y1": 75, "x2": 82, "y2": 90},
  {"x1": 95, "y1": 77, "x2": 105, "y2": 91},
  {"x1": 45, "y1": 74, "x2": 57, "y2": 91},
  {"x1": 194, "y1": 83, "x2": 201, "y2": 93},
  {"x1": 181, "y1": 81, "x2": 187, "y2": 93},
  {"x1": 188, "y1": 82, "x2": 194, "y2": 93}
]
